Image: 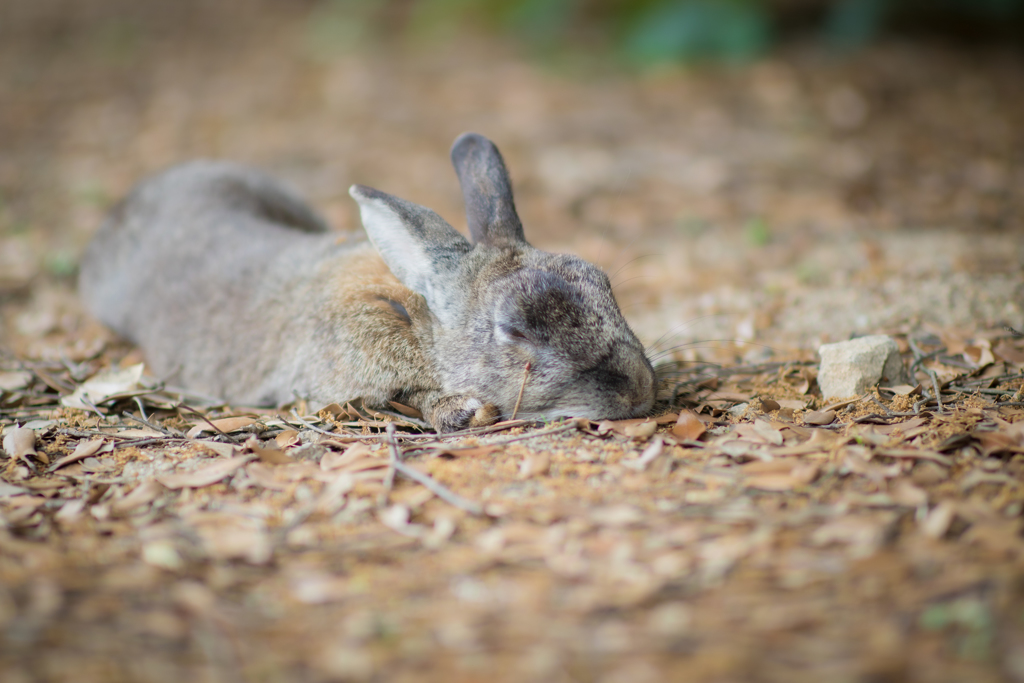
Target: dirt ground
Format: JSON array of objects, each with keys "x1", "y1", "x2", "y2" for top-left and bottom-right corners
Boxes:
[{"x1": 2, "y1": 2, "x2": 1024, "y2": 682}]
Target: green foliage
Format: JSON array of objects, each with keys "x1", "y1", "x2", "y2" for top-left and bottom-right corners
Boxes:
[
  {"x1": 743, "y1": 217, "x2": 771, "y2": 247},
  {"x1": 919, "y1": 598, "x2": 995, "y2": 662},
  {"x1": 304, "y1": 0, "x2": 1024, "y2": 65},
  {"x1": 622, "y1": 1, "x2": 772, "y2": 64}
]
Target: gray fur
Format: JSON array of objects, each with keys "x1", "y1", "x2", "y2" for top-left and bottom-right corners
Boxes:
[{"x1": 79, "y1": 134, "x2": 656, "y2": 432}]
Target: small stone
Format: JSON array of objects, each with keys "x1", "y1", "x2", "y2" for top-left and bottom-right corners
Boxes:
[{"x1": 818, "y1": 335, "x2": 906, "y2": 401}]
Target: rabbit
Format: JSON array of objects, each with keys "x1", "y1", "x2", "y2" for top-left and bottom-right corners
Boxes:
[{"x1": 79, "y1": 133, "x2": 656, "y2": 432}]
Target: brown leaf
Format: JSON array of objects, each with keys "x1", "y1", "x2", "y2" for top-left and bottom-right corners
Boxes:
[
  {"x1": 387, "y1": 401, "x2": 423, "y2": 419},
  {"x1": 197, "y1": 441, "x2": 236, "y2": 458},
  {"x1": 760, "y1": 399, "x2": 781, "y2": 412},
  {"x1": 518, "y1": 452, "x2": 550, "y2": 479},
  {"x1": 274, "y1": 429, "x2": 301, "y2": 449},
  {"x1": 245, "y1": 462, "x2": 291, "y2": 490},
  {"x1": 48, "y1": 438, "x2": 107, "y2": 472},
  {"x1": 874, "y1": 448, "x2": 952, "y2": 467},
  {"x1": 244, "y1": 436, "x2": 292, "y2": 465},
  {"x1": 623, "y1": 438, "x2": 666, "y2": 471},
  {"x1": 993, "y1": 339, "x2": 1024, "y2": 364},
  {"x1": 429, "y1": 444, "x2": 500, "y2": 459},
  {"x1": 803, "y1": 410, "x2": 836, "y2": 426},
  {"x1": 186, "y1": 416, "x2": 257, "y2": 438},
  {"x1": 623, "y1": 420, "x2": 657, "y2": 439},
  {"x1": 111, "y1": 479, "x2": 166, "y2": 513},
  {"x1": 921, "y1": 501, "x2": 957, "y2": 539},
  {"x1": 744, "y1": 463, "x2": 819, "y2": 491},
  {"x1": 672, "y1": 410, "x2": 706, "y2": 441},
  {"x1": 157, "y1": 455, "x2": 253, "y2": 489},
  {"x1": 891, "y1": 480, "x2": 928, "y2": 508},
  {"x1": 321, "y1": 443, "x2": 374, "y2": 470},
  {"x1": 777, "y1": 399, "x2": 807, "y2": 410}
]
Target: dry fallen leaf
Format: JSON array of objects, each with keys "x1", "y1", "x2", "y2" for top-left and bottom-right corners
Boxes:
[
  {"x1": 429, "y1": 444, "x2": 501, "y2": 459},
  {"x1": 275, "y1": 429, "x2": 301, "y2": 449},
  {"x1": 61, "y1": 363, "x2": 144, "y2": 410},
  {"x1": 196, "y1": 440, "x2": 236, "y2": 458},
  {"x1": 624, "y1": 421, "x2": 657, "y2": 439},
  {"x1": 803, "y1": 410, "x2": 836, "y2": 426},
  {"x1": 244, "y1": 435, "x2": 292, "y2": 465},
  {"x1": 623, "y1": 438, "x2": 665, "y2": 471},
  {"x1": 672, "y1": 410, "x2": 706, "y2": 441},
  {"x1": 157, "y1": 455, "x2": 253, "y2": 489},
  {"x1": 48, "y1": 438, "x2": 108, "y2": 472},
  {"x1": 387, "y1": 401, "x2": 423, "y2": 419},
  {"x1": 186, "y1": 416, "x2": 257, "y2": 438},
  {"x1": 321, "y1": 443, "x2": 375, "y2": 470},
  {"x1": 518, "y1": 452, "x2": 550, "y2": 479},
  {"x1": 111, "y1": 479, "x2": 166, "y2": 513}
]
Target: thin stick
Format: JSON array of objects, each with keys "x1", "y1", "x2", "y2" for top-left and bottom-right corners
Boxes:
[
  {"x1": 380, "y1": 422, "x2": 399, "y2": 506},
  {"x1": 928, "y1": 370, "x2": 944, "y2": 413},
  {"x1": 392, "y1": 460, "x2": 483, "y2": 516},
  {"x1": 510, "y1": 362, "x2": 531, "y2": 421},
  {"x1": 177, "y1": 404, "x2": 241, "y2": 444},
  {"x1": 122, "y1": 410, "x2": 177, "y2": 436}
]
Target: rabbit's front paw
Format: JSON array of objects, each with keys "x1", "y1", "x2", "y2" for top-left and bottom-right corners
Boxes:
[{"x1": 430, "y1": 395, "x2": 500, "y2": 433}]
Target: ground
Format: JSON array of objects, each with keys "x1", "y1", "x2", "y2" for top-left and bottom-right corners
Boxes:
[{"x1": 1, "y1": 3, "x2": 1024, "y2": 682}]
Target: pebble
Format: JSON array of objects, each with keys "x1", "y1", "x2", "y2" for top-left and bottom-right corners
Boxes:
[{"x1": 818, "y1": 335, "x2": 907, "y2": 401}]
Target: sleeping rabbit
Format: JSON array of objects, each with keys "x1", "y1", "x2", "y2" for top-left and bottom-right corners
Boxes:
[{"x1": 79, "y1": 133, "x2": 656, "y2": 432}]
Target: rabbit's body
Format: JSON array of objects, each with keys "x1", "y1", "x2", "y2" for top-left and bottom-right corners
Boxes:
[{"x1": 80, "y1": 134, "x2": 656, "y2": 431}]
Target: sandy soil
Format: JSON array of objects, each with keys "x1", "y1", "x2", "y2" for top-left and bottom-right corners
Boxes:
[{"x1": 1, "y1": 2, "x2": 1023, "y2": 682}]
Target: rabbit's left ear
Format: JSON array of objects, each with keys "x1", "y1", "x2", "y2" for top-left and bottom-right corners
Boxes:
[
  {"x1": 451, "y1": 133, "x2": 526, "y2": 248},
  {"x1": 350, "y1": 184, "x2": 471, "y2": 323}
]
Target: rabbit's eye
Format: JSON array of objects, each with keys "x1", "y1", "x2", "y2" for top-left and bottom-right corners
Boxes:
[{"x1": 499, "y1": 325, "x2": 530, "y2": 343}]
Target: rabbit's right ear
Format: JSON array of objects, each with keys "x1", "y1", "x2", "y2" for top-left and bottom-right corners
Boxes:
[
  {"x1": 451, "y1": 133, "x2": 526, "y2": 248},
  {"x1": 350, "y1": 184, "x2": 471, "y2": 324}
]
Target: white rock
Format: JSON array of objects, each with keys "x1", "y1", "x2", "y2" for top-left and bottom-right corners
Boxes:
[{"x1": 818, "y1": 335, "x2": 906, "y2": 401}]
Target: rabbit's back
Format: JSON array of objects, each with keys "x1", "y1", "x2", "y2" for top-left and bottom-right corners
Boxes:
[{"x1": 79, "y1": 161, "x2": 370, "y2": 403}]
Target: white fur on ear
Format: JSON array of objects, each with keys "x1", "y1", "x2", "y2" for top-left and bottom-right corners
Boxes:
[
  {"x1": 349, "y1": 184, "x2": 470, "y2": 327},
  {"x1": 350, "y1": 185, "x2": 436, "y2": 299}
]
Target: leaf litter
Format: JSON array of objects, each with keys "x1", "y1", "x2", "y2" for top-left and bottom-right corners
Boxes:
[{"x1": 2, "y1": 14, "x2": 1024, "y2": 683}]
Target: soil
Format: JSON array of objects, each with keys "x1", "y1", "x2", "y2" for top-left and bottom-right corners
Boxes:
[{"x1": 1, "y1": 3, "x2": 1023, "y2": 682}]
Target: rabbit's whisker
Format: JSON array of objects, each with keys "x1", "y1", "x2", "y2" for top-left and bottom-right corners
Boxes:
[
  {"x1": 607, "y1": 253, "x2": 657, "y2": 285},
  {"x1": 645, "y1": 314, "x2": 728, "y2": 354}
]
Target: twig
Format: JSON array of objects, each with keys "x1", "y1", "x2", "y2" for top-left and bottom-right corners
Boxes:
[
  {"x1": 133, "y1": 396, "x2": 150, "y2": 422},
  {"x1": 122, "y1": 411, "x2": 177, "y2": 437},
  {"x1": 403, "y1": 419, "x2": 582, "y2": 457},
  {"x1": 392, "y1": 460, "x2": 483, "y2": 516},
  {"x1": 111, "y1": 436, "x2": 192, "y2": 449},
  {"x1": 927, "y1": 370, "x2": 944, "y2": 413},
  {"x1": 177, "y1": 404, "x2": 241, "y2": 444},
  {"x1": 510, "y1": 362, "x2": 531, "y2": 421},
  {"x1": 380, "y1": 423, "x2": 400, "y2": 506},
  {"x1": 286, "y1": 411, "x2": 338, "y2": 437},
  {"x1": 822, "y1": 394, "x2": 868, "y2": 413},
  {"x1": 867, "y1": 395, "x2": 894, "y2": 417}
]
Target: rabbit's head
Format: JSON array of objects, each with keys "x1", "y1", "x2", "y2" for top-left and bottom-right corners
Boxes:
[{"x1": 350, "y1": 133, "x2": 656, "y2": 421}]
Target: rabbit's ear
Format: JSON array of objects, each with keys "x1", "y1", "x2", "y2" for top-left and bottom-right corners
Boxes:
[
  {"x1": 450, "y1": 133, "x2": 526, "y2": 248},
  {"x1": 350, "y1": 184, "x2": 471, "y2": 321}
]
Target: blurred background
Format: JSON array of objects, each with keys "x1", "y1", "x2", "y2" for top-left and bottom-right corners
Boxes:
[{"x1": 1, "y1": 0, "x2": 1022, "y2": 361}]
